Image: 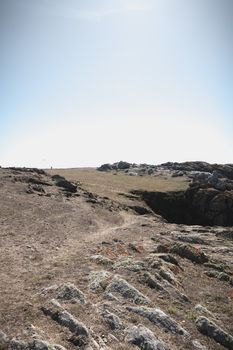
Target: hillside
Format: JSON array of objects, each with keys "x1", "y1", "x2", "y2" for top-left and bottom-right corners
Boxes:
[{"x1": 0, "y1": 165, "x2": 233, "y2": 350}]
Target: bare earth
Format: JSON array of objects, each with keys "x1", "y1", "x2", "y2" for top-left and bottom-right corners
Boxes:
[{"x1": 0, "y1": 167, "x2": 232, "y2": 350}]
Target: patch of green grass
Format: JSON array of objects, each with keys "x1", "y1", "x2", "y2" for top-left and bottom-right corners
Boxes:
[
  {"x1": 167, "y1": 305, "x2": 181, "y2": 316},
  {"x1": 186, "y1": 310, "x2": 198, "y2": 322}
]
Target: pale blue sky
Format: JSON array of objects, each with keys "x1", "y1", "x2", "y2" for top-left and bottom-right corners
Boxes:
[{"x1": 1, "y1": 0, "x2": 232, "y2": 168}]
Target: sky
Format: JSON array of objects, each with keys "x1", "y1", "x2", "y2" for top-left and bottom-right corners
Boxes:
[{"x1": 1, "y1": 0, "x2": 233, "y2": 168}]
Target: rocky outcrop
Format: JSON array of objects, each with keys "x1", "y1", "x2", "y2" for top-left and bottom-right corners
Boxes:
[
  {"x1": 170, "y1": 243, "x2": 208, "y2": 264},
  {"x1": 196, "y1": 316, "x2": 233, "y2": 349},
  {"x1": 127, "y1": 306, "x2": 189, "y2": 336},
  {"x1": 10, "y1": 339, "x2": 67, "y2": 350},
  {"x1": 106, "y1": 276, "x2": 150, "y2": 304},
  {"x1": 41, "y1": 299, "x2": 90, "y2": 337},
  {"x1": 52, "y1": 175, "x2": 77, "y2": 193},
  {"x1": 134, "y1": 187, "x2": 233, "y2": 226},
  {"x1": 56, "y1": 283, "x2": 86, "y2": 304},
  {"x1": 125, "y1": 324, "x2": 169, "y2": 350}
]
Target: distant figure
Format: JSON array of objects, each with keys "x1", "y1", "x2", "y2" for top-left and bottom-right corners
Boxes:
[{"x1": 50, "y1": 166, "x2": 53, "y2": 170}]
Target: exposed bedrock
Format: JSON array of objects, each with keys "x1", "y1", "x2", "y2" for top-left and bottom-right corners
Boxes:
[{"x1": 133, "y1": 186, "x2": 233, "y2": 226}]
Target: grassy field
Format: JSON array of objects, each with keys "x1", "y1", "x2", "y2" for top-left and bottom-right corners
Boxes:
[{"x1": 48, "y1": 168, "x2": 189, "y2": 205}]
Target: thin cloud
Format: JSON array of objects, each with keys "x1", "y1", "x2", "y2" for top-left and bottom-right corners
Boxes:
[{"x1": 65, "y1": 5, "x2": 148, "y2": 22}]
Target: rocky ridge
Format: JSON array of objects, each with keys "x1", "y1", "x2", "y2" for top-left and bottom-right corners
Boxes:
[{"x1": 97, "y1": 161, "x2": 233, "y2": 226}]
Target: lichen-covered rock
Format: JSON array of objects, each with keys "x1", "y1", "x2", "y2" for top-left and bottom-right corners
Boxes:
[
  {"x1": 127, "y1": 306, "x2": 189, "y2": 336},
  {"x1": 89, "y1": 270, "x2": 112, "y2": 291},
  {"x1": 10, "y1": 339, "x2": 28, "y2": 350},
  {"x1": 196, "y1": 316, "x2": 233, "y2": 349},
  {"x1": 57, "y1": 283, "x2": 86, "y2": 304},
  {"x1": 90, "y1": 255, "x2": 113, "y2": 266},
  {"x1": 145, "y1": 254, "x2": 163, "y2": 268},
  {"x1": 10, "y1": 338, "x2": 67, "y2": 350},
  {"x1": 140, "y1": 272, "x2": 168, "y2": 293},
  {"x1": 125, "y1": 325, "x2": 169, "y2": 350},
  {"x1": 170, "y1": 243, "x2": 208, "y2": 264},
  {"x1": 113, "y1": 257, "x2": 145, "y2": 272},
  {"x1": 41, "y1": 299, "x2": 90, "y2": 337},
  {"x1": 159, "y1": 267, "x2": 179, "y2": 286},
  {"x1": 194, "y1": 304, "x2": 215, "y2": 319},
  {"x1": 158, "y1": 254, "x2": 180, "y2": 267},
  {"x1": 106, "y1": 276, "x2": 150, "y2": 304},
  {"x1": 0, "y1": 331, "x2": 8, "y2": 349},
  {"x1": 100, "y1": 309, "x2": 124, "y2": 330}
]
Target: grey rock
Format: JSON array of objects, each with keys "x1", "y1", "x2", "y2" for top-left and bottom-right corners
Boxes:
[
  {"x1": 127, "y1": 306, "x2": 189, "y2": 336},
  {"x1": 89, "y1": 270, "x2": 111, "y2": 291},
  {"x1": 125, "y1": 324, "x2": 169, "y2": 350},
  {"x1": 113, "y1": 257, "x2": 145, "y2": 272},
  {"x1": 101, "y1": 309, "x2": 124, "y2": 330},
  {"x1": 140, "y1": 272, "x2": 168, "y2": 293},
  {"x1": 97, "y1": 163, "x2": 113, "y2": 172},
  {"x1": 170, "y1": 243, "x2": 208, "y2": 264},
  {"x1": 10, "y1": 339, "x2": 67, "y2": 350},
  {"x1": 159, "y1": 268, "x2": 178, "y2": 286},
  {"x1": 196, "y1": 316, "x2": 233, "y2": 349},
  {"x1": 41, "y1": 299, "x2": 90, "y2": 337},
  {"x1": 56, "y1": 283, "x2": 86, "y2": 304},
  {"x1": 90, "y1": 255, "x2": 113, "y2": 266},
  {"x1": 52, "y1": 175, "x2": 77, "y2": 193},
  {"x1": 106, "y1": 276, "x2": 150, "y2": 304},
  {"x1": 10, "y1": 339, "x2": 28, "y2": 350}
]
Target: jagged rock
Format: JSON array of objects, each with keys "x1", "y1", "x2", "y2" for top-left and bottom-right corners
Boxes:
[
  {"x1": 89, "y1": 270, "x2": 112, "y2": 291},
  {"x1": 140, "y1": 272, "x2": 168, "y2": 293},
  {"x1": 128, "y1": 242, "x2": 144, "y2": 253},
  {"x1": 170, "y1": 243, "x2": 208, "y2": 264},
  {"x1": 52, "y1": 175, "x2": 77, "y2": 193},
  {"x1": 116, "y1": 161, "x2": 131, "y2": 170},
  {"x1": 56, "y1": 283, "x2": 86, "y2": 304},
  {"x1": 159, "y1": 267, "x2": 179, "y2": 286},
  {"x1": 97, "y1": 164, "x2": 113, "y2": 172},
  {"x1": 100, "y1": 309, "x2": 124, "y2": 330},
  {"x1": 204, "y1": 270, "x2": 233, "y2": 285},
  {"x1": 157, "y1": 254, "x2": 180, "y2": 267},
  {"x1": 216, "y1": 230, "x2": 233, "y2": 240},
  {"x1": 10, "y1": 339, "x2": 67, "y2": 350},
  {"x1": 196, "y1": 316, "x2": 233, "y2": 349},
  {"x1": 194, "y1": 304, "x2": 215, "y2": 319},
  {"x1": 106, "y1": 276, "x2": 150, "y2": 304},
  {"x1": 90, "y1": 255, "x2": 113, "y2": 266},
  {"x1": 125, "y1": 324, "x2": 169, "y2": 350},
  {"x1": 10, "y1": 339, "x2": 28, "y2": 350},
  {"x1": 176, "y1": 235, "x2": 205, "y2": 245},
  {"x1": 127, "y1": 306, "x2": 189, "y2": 336},
  {"x1": 203, "y1": 262, "x2": 226, "y2": 272},
  {"x1": 41, "y1": 299, "x2": 90, "y2": 337},
  {"x1": 145, "y1": 254, "x2": 163, "y2": 268},
  {"x1": 113, "y1": 257, "x2": 145, "y2": 272}
]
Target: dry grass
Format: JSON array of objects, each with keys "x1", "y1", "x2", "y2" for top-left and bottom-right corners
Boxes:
[{"x1": 48, "y1": 168, "x2": 189, "y2": 205}]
